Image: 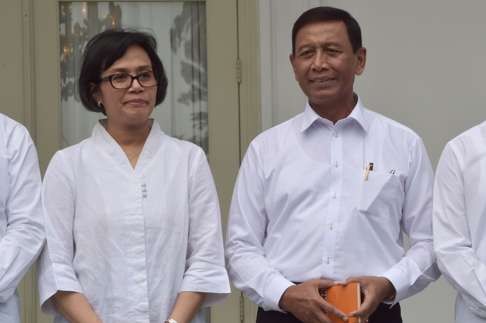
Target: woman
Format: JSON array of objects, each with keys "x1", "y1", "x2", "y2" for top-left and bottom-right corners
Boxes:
[
  {"x1": 38, "y1": 29, "x2": 230, "y2": 323},
  {"x1": 434, "y1": 122, "x2": 486, "y2": 323}
]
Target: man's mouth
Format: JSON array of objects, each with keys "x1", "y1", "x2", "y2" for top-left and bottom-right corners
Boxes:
[{"x1": 310, "y1": 77, "x2": 336, "y2": 83}]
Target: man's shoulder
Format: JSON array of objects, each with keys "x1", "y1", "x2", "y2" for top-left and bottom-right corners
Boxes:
[
  {"x1": 445, "y1": 120, "x2": 486, "y2": 155},
  {"x1": 0, "y1": 113, "x2": 33, "y2": 150},
  {"x1": 0, "y1": 113, "x2": 27, "y2": 136},
  {"x1": 452, "y1": 120, "x2": 486, "y2": 143},
  {"x1": 251, "y1": 113, "x2": 302, "y2": 148},
  {"x1": 365, "y1": 108, "x2": 423, "y2": 143}
]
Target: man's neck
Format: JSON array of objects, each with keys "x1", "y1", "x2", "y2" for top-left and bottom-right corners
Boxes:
[{"x1": 310, "y1": 94, "x2": 357, "y2": 124}]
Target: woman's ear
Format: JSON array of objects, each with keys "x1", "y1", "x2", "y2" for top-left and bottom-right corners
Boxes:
[{"x1": 91, "y1": 83, "x2": 102, "y2": 106}]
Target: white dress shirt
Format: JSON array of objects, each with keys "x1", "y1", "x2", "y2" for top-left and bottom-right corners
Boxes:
[
  {"x1": 0, "y1": 113, "x2": 44, "y2": 323},
  {"x1": 434, "y1": 121, "x2": 486, "y2": 323},
  {"x1": 226, "y1": 99, "x2": 439, "y2": 311},
  {"x1": 38, "y1": 121, "x2": 230, "y2": 323}
]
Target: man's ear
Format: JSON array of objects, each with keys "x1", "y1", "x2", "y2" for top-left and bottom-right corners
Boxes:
[
  {"x1": 355, "y1": 47, "x2": 367, "y2": 76},
  {"x1": 289, "y1": 53, "x2": 297, "y2": 74}
]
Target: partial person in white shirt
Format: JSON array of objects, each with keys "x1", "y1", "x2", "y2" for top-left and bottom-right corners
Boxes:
[
  {"x1": 434, "y1": 122, "x2": 486, "y2": 323},
  {"x1": 38, "y1": 29, "x2": 230, "y2": 323},
  {"x1": 225, "y1": 6, "x2": 439, "y2": 323},
  {"x1": 0, "y1": 113, "x2": 44, "y2": 323}
]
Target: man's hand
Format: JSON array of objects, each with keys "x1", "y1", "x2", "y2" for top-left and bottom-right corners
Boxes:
[
  {"x1": 279, "y1": 279, "x2": 348, "y2": 323},
  {"x1": 346, "y1": 276, "x2": 396, "y2": 322}
]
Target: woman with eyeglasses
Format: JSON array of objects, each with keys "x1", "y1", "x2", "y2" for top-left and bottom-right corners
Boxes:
[{"x1": 38, "y1": 29, "x2": 230, "y2": 323}]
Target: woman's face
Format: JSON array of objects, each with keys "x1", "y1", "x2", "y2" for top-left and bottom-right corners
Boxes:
[{"x1": 95, "y1": 45, "x2": 157, "y2": 129}]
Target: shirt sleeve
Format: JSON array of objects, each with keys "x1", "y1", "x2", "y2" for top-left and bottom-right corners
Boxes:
[
  {"x1": 225, "y1": 143, "x2": 294, "y2": 311},
  {"x1": 37, "y1": 152, "x2": 83, "y2": 313},
  {"x1": 0, "y1": 125, "x2": 44, "y2": 302},
  {"x1": 433, "y1": 142, "x2": 486, "y2": 318},
  {"x1": 179, "y1": 147, "x2": 231, "y2": 306},
  {"x1": 381, "y1": 137, "x2": 440, "y2": 302}
]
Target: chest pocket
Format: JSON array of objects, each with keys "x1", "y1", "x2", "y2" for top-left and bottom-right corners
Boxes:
[{"x1": 358, "y1": 171, "x2": 404, "y2": 214}]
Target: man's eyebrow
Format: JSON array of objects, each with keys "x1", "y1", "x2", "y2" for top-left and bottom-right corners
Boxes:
[{"x1": 296, "y1": 44, "x2": 315, "y2": 51}]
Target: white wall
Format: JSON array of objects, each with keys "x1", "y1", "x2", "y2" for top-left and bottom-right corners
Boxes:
[{"x1": 260, "y1": 1, "x2": 486, "y2": 322}]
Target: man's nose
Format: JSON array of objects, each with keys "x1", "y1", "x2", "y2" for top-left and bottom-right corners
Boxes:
[{"x1": 311, "y1": 52, "x2": 328, "y2": 71}]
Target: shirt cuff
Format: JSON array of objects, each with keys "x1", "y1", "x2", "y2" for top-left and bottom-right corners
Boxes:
[
  {"x1": 262, "y1": 275, "x2": 294, "y2": 312},
  {"x1": 381, "y1": 261, "x2": 422, "y2": 303},
  {"x1": 180, "y1": 265, "x2": 231, "y2": 307}
]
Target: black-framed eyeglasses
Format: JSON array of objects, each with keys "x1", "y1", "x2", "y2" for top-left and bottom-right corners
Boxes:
[{"x1": 100, "y1": 71, "x2": 157, "y2": 89}]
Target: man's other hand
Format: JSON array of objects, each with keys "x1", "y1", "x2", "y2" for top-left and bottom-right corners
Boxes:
[{"x1": 346, "y1": 276, "x2": 396, "y2": 322}]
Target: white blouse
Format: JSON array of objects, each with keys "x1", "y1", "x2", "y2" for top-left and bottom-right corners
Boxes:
[
  {"x1": 0, "y1": 113, "x2": 44, "y2": 323},
  {"x1": 38, "y1": 121, "x2": 230, "y2": 323},
  {"x1": 434, "y1": 121, "x2": 486, "y2": 323}
]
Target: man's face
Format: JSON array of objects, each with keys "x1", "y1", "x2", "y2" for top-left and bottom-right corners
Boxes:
[{"x1": 290, "y1": 21, "x2": 366, "y2": 108}]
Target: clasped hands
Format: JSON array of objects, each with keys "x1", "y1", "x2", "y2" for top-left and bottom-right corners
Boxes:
[{"x1": 278, "y1": 276, "x2": 396, "y2": 323}]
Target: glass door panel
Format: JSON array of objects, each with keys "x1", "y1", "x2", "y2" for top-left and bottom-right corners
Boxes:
[{"x1": 59, "y1": 1, "x2": 208, "y2": 151}]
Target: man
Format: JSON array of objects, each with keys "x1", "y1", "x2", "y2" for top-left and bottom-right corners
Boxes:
[
  {"x1": 0, "y1": 113, "x2": 44, "y2": 322},
  {"x1": 434, "y1": 123, "x2": 486, "y2": 323},
  {"x1": 226, "y1": 6, "x2": 439, "y2": 323}
]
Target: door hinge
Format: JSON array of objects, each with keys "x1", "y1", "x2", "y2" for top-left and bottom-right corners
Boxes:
[{"x1": 236, "y1": 58, "x2": 242, "y2": 84}]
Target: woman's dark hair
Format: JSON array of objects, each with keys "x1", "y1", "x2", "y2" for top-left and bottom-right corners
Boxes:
[
  {"x1": 78, "y1": 29, "x2": 168, "y2": 113},
  {"x1": 292, "y1": 6, "x2": 362, "y2": 54}
]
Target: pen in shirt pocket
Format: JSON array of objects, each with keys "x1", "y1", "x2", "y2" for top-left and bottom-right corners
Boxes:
[{"x1": 363, "y1": 162, "x2": 374, "y2": 181}]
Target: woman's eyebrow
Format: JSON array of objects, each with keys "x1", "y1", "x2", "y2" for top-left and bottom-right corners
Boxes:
[{"x1": 105, "y1": 65, "x2": 152, "y2": 73}]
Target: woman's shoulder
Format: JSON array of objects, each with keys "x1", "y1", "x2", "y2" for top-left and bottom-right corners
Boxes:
[{"x1": 161, "y1": 133, "x2": 205, "y2": 156}]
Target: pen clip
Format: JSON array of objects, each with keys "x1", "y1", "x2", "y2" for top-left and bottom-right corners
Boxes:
[{"x1": 363, "y1": 162, "x2": 374, "y2": 181}]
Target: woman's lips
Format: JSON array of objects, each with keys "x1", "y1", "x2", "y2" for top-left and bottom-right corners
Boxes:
[{"x1": 124, "y1": 99, "x2": 148, "y2": 106}]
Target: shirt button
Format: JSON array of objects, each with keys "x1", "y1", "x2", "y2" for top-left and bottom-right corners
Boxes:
[
  {"x1": 332, "y1": 193, "x2": 337, "y2": 199},
  {"x1": 334, "y1": 162, "x2": 339, "y2": 168},
  {"x1": 329, "y1": 224, "x2": 333, "y2": 231},
  {"x1": 333, "y1": 131, "x2": 338, "y2": 138}
]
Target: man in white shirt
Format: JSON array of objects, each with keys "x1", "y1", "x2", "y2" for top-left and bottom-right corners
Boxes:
[
  {"x1": 0, "y1": 113, "x2": 44, "y2": 323},
  {"x1": 434, "y1": 122, "x2": 486, "y2": 323},
  {"x1": 226, "y1": 6, "x2": 439, "y2": 323}
]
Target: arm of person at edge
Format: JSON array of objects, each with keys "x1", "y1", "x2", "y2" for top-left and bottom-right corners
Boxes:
[
  {"x1": 53, "y1": 292, "x2": 102, "y2": 323},
  {"x1": 433, "y1": 142, "x2": 486, "y2": 317},
  {"x1": 349, "y1": 138, "x2": 439, "y2": 321},
  {"x1": 0, "y1": 123, "x2": 44, "y2": 302}
]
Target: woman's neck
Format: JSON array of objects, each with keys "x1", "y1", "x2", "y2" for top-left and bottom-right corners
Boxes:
[{"x1": 102, "y1": 119, "x2": 153, "y2": 168}]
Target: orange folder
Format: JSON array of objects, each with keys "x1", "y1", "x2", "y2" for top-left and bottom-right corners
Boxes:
[{"x1": 325, "y1": 282, "x2": 361, "y2": 323}]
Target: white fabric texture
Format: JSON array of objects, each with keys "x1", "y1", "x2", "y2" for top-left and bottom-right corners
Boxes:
[
  {"x1": 38, "y1": 121, "x2": 230, "y2": 323},
  {"x1": 0, "y1": 113, "x2": 44, "y2": 323},
  {"x1": 434, "y1": 121, "x2": 486, "y2": 322},
  {"x1": 226, "y1": 99, "x2": 439, "y2": 311}
]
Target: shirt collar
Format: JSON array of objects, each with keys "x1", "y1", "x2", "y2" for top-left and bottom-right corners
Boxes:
[
  {"x1": 299, "y1": 96, "x2": 370, "y2": 133},
  {"x1": 92, "y1": 119, "x2": 163, "y2": 173}
]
